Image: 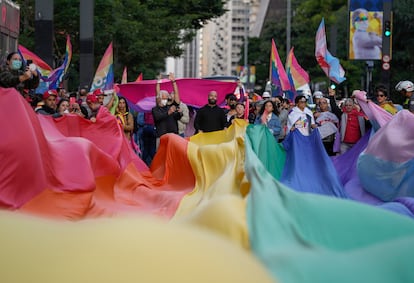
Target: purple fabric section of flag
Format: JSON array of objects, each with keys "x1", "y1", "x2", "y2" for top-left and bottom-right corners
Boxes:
[
  {"x1": 269, "y1": 39, "x2": 290, "y2": 96},
  {"x1": 118, "y1": 79, "x2": 237, "y2": 112},
  {"x1": 315, "y1": 18, "x2": 346, "y2": 84}
]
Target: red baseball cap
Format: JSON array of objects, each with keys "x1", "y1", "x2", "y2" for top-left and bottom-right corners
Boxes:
[
  {"x1": 86, "y1": 93, "x2": 99, "y2": 103},
  {"x1": 43, "y1": 89, "x2": 58, "y2": 100},
  {"x1": 93, "y1": 88, "x2": 106, "y2": 96}
]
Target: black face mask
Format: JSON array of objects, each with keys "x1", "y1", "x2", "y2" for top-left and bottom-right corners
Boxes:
[
  {"x1": 230, "y1": 104, "x2": 236, "y2": 109},
  {"x1": 208, "y1": 99, "x2": 217, "y2": 105}
]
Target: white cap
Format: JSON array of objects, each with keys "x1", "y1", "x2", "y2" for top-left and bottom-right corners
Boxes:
[
  {"x1": 313, "y1": 91, "x2": 323, "y2": 98},
  {"x1": 262, "y1": 91, "x2": 271, "y2": 98},
  {"x1": 395, "y1": 80, "x2": 414, "y2": 92}
]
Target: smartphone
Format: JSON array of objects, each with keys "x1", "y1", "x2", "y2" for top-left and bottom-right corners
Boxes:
[{"x1": 69, "y1": 97, "x2": 76, "y2": 106}]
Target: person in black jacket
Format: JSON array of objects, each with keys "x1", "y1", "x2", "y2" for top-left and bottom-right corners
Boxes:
[
  {"x1": 0, "y1": 52, "x2": 39, "y2": 98},
  {"x1": 152, "y1": 73, "x2": 183, "y2": 150},
  {"x1": 194, "y1": 91, "x2": 226, "y2": 133}
]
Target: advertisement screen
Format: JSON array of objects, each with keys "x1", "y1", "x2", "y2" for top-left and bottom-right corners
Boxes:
[{"x1": 349, "y1": 0, "x2": 383, "y2": 60}]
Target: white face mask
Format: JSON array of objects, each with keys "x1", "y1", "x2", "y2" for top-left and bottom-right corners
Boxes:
[
  {"x1": 356, "y1": 21, "x2": 368, "y2": 31},
  {"x1": 63, "y1": 109, "x2": 69, "y2": 114},
  {"x1": 161, "y1": 99, "x2": 168, "y2": 106}
]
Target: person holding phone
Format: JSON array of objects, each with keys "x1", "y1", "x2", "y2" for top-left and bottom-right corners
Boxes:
[{"x1": 0, "y1": 52, "x2": 39, "y2": 98}]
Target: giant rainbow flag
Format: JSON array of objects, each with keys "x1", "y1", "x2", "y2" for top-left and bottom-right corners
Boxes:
[{"x1": 1, "y1": 87, "x2": 414, "y2": 282}]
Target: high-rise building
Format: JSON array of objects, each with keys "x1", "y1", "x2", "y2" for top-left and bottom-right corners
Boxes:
[{"x1": 166, "y1": 0, "x2": 286, "y2": 78}]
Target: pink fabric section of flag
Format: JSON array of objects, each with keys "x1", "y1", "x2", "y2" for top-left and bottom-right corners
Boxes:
[
  {"x1": 118, "y1": 79, "x2": 237, "y2": 112},
  {"x1": 269, "y1": 39, "x2": 290, "y2": 93},
  {"x1": 286, "y1": 47, "x2": 310, "y2": 89}
]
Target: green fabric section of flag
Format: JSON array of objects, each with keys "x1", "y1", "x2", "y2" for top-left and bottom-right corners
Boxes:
[{"x1": 244, "y1": 134, "x2": 414, "y2": 283}]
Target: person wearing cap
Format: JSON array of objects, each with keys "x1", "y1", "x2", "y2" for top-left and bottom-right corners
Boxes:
[
  {"x1": 312, "y1": 91, "x2": 324, "y2": 112},
  {"x1": 36, "y1": 89, "x2": 58, "y2": 116},
  {"x1": 86, "y1": 92, "x2": 104, "y2": 122},
  {"x1": 395, "y1": 80, "x2": 414, "y2": 113},
  {"x1": 262, "y1": 91, "x2": 271, "y2": 100},
  {"x1": 94, "y1": 88, "x2": 115, "y2": 111},
  {"x1": 287, "y1": 95, "x2": 317, "y2": 136},
  {"x1": 224, "y1": 94, "x2": 238, "y2": 127}
]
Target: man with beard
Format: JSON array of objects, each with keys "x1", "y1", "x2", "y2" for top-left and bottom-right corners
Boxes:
[{"x1": 194, "y1": 90, "x2": 226, "y2": 133}]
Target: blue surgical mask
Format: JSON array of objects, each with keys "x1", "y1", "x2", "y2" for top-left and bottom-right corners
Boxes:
[{"x1": 11, "y1": 59, "x2": 22, "y2": 70}]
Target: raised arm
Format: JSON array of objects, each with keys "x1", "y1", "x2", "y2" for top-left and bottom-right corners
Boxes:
[{"x1": 169, "y1": 72, "x2": 180, "y2": 104}]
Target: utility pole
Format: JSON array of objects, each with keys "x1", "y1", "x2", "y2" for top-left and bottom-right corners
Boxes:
[
  {"x1": 381, "y1": 0, "x2": 392, "y2": 94},
  {"x1": 35, "y1": 0, "x2": 54, "y2": 66},
  {"x1": 79, "y1": 0, "x2": 94, "y2": 90},
  {"x1": 286, "y1": 0, "x2": 291, "y2": 55}
]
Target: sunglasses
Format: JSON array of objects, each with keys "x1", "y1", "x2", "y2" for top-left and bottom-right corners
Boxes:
[
  {"x1": 376, "y1": 94, "x2": 385, "y2": 97},
  {"x1": 356, "y1": 16, "x2": 368, "y2": 21}
]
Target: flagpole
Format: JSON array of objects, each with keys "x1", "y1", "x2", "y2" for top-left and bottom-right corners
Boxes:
[{"x1": 286, "y1": 0, "x2": 291, "y2": 55}]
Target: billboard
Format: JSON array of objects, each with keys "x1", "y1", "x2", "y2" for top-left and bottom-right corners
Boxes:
[{"x1": 349, "y1": 0, "x2": 383, "y2": 60}]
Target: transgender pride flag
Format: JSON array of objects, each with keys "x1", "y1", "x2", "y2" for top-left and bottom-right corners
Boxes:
[
  {"x1": 269, "y1": 39, "x2": 290, "y2": 96},
  {"x1": 315, "y1": 18, "x2": 346, "y2": 84},
  {"x1": 90, "y1": 42, "x2": 114, "y2": 92}
]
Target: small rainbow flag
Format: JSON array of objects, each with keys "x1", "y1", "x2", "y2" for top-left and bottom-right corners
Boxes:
[
  {"x1": 269, "y1": 39, "x2": 290, "y2": 96},
  {"x1": 90, "y1": 42, "x2": 114, "y2": 92},
  {"x1": 286, "y1": 47, "x2": 310, "y2": 99}
]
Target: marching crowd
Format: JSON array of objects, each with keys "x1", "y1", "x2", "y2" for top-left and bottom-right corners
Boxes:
[{"x1": 1, "y1": 51, "x2": 413, "y2": 166}]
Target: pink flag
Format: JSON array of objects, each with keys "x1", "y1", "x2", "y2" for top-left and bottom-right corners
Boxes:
[
  {"x1": 118, "y1": 78, "x2": 237, "y2": 112},
  {"x1": 135, "y1": 73, "x2": 143, "y2": 82},
  {"x1": 121, "y1": 66, "x2": 127, "y2": 84}
]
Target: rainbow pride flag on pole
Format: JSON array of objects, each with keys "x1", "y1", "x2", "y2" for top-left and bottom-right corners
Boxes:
[
  {"x1": 269, "y1": 39, "x2": 290, "y2": 97},
  {"x1": 315, "y1": 18, "x2": 346, "y2": 84},
  {"x1": 90, "y1": 42, "x2": 114, "y2": 92},
  {"x1": 18, "y1": 35, "x2": 72, "y2": 92},
  {"x1": 286, "y1": 47, "x2": 310, "y2": 100},
  {"x1": 43, "y1": 34, "x2": 72, "y2": 90}
]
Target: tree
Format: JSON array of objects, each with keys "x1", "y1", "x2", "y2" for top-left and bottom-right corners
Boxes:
[{"x1": 16, "y1": 0, "x2": 226, "y2": 90}]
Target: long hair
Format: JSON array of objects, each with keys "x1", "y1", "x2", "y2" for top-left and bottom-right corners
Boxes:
[
  {"x1": 259, "y1": 100, "x2": 279, "y2": 116},
  {"x1": 118, "y1": 96, "x2": 130, "y2": 113}
]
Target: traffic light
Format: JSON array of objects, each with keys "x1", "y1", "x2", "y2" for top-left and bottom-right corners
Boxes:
[{"x1": 384, "y1": 20, "x2": 391, "y2": 37}]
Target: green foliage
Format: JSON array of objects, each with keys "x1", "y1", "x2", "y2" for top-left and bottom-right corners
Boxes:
[{"x1": 16, "y1": 0, "x2": 225, "y2": 90}]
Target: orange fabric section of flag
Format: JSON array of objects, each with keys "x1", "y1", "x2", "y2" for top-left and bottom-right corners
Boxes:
[{"x1": 0, "y1": 88, "x2": 195, "y2": 219}]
